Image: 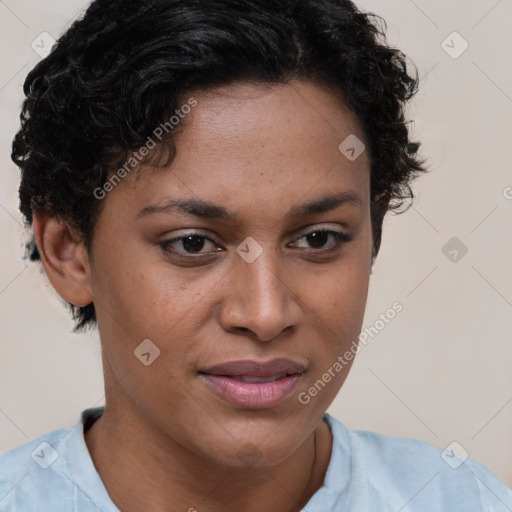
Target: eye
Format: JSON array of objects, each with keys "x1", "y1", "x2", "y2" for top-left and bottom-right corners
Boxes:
[
  {"x1": 290, "y1": 229, "x2": 353, "y2": 252},
  {"x1": 159, "y1": 228, "x2": 353, "y2": 260},
  {"x1": 159, "y1": 234, "x2": 220, "y2": 257}
]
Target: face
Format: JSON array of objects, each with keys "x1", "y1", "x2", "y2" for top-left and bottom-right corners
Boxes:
[{"x1": 88, "y1": 80, "x2": 373, "y2": 467}]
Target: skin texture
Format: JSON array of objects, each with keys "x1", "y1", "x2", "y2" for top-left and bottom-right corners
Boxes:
[{"x1": 33, "y1": 80, "x2": 377, "y2": 512}]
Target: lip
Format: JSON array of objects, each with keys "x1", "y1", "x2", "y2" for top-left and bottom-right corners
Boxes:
[{"x1": 199, "y1": 358, "x2": 306, "y2": 409}]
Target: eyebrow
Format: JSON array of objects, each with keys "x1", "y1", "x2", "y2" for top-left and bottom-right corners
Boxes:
[{"x1": 135, "y1": 191, "x2": 362, "y2": 221}]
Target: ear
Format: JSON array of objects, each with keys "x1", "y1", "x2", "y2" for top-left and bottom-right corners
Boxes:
[{"x1": 32, "y1": 212, "x2": 93, "y2": 307}]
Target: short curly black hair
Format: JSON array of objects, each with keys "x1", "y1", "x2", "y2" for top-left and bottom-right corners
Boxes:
[{"x1": 12, "y1": 0, "x2": 427, "y2": 332}]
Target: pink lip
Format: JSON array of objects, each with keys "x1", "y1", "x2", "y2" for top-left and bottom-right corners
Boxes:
[{"x1": 199, "y1": 358, "x2": 306, "y2": 409}]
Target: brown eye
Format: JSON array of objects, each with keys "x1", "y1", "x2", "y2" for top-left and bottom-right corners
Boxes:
[
  {"x1": 305, "y1": 231, "x2": 330, "y2": 249},
  {"x1": 159, "y1": 234, "x2": 219, "y2": 256},
  {"x1": 291, "y1": 230, "x2": 353, "y2": 251},
  {"x1": 180, "y1": 235, "x2": 207, "y2": 253}
]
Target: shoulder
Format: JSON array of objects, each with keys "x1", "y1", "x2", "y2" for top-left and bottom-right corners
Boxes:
[
  {"x1": 0, "y1": 407, "x2": 107, "y2": 512},
  {"x1": 0, "y1": 425, "x2": 70, "y2": 478},
  {"x1": 0, "y1": 425, "x2": 74, "y2": 509},
  {"x1": 324, "y1": 414, "x2": 512, "y2": 511}
]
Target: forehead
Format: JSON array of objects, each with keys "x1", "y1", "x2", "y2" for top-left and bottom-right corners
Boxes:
[
  {"x1": 181, "y1": 80, "x2": 366, "y2": 162},
  {"x1": 104, "y1": 80, "x2": 370, "y2": 220}
]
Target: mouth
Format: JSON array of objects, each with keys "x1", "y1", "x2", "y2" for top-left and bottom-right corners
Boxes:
[
  {"x1": 199, "y1": 358, "x2": 306, "y2": 409},
  {"x1": 227, "y1": 374, "x2": 288, "y2": 383}
]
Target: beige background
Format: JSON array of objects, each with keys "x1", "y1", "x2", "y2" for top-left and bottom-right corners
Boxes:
[{"x1": 1, "y1": 0, "x2": 511, "y2": 487}]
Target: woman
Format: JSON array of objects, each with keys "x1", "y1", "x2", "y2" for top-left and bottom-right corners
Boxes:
[{"x1": 1, "y1": 0, "x2": 511, "y2": 510}]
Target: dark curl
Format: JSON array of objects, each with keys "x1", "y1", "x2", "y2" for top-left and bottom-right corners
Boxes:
[{"x1": 12, "y1": 0, "x2": 427, "y2": 331}]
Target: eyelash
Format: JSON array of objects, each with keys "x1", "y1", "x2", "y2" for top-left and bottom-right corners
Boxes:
[{"x1": 158, "y1": 229, "x2": 354, "y2": 259}]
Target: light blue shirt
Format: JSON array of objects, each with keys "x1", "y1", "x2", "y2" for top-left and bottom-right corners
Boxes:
[{"x1": 1, "y1": 406, "x2": 511, "y2": 511}]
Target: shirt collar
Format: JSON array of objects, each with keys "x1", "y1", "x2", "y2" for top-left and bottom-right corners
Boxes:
[{"x1": 62, "y1": 407, "x2": 351, "y2": 512}]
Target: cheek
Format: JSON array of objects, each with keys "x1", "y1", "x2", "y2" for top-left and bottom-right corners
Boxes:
[
  {"x1": 91, "y1": 247, "x2": 217, "y2": 384},
  {"x1": 328, "y1": 264, "x2": 370, "y2": 332},
  {"x1": 308, "y1": 238, "x2": 371, "y2": 332},
  {"x1": 297, "y1": 233, "x2": 371, "y2": 393},
  {"x1": 91, "y1": 241, "x2": 184, "y2": 334},
  {"x1": 297, "y1": 254, "x2": 370, "y2": 410}
]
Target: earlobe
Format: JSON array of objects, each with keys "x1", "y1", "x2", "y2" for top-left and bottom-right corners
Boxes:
[{"x1": 32, "y1": 212, "x2": 93, "y2": 307}]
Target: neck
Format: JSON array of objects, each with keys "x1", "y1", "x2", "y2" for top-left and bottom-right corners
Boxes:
[{"x1": 84, "y1": 404, "x2": 331, "y2": 512}]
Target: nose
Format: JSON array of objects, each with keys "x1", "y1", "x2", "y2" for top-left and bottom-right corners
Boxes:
[{"x1": 217, "y1": 251, "x2": 303, "y2": 342}]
